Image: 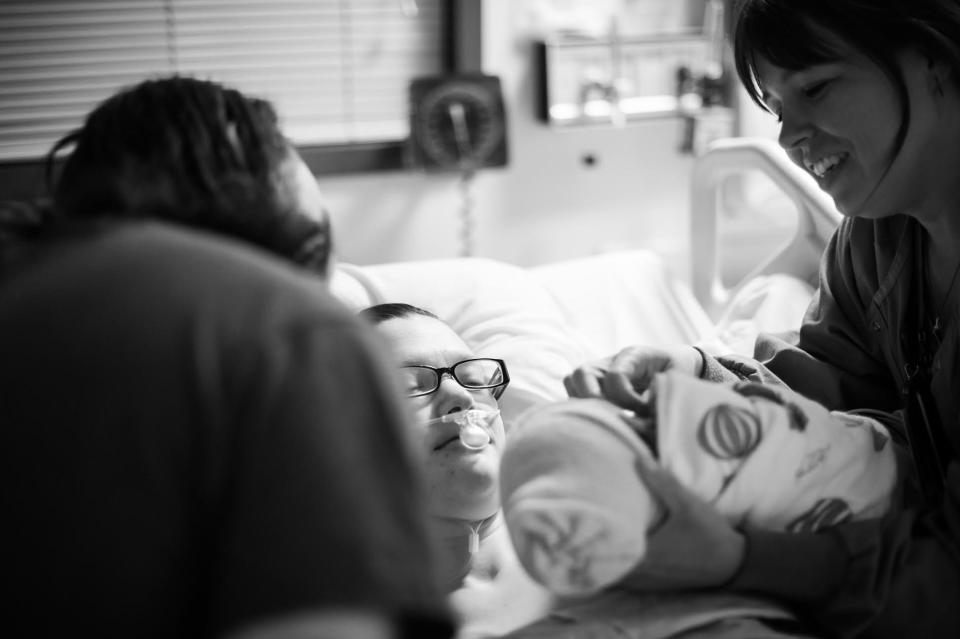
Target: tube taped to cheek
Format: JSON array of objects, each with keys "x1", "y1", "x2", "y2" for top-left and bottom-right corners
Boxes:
[{"x1": 424, "y1": 409, "x2": 500, "y2": 450}]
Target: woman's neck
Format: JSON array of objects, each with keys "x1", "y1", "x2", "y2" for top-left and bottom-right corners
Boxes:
[{"x1": 430, "y1": 511, "x2": 502, "y2": 591}]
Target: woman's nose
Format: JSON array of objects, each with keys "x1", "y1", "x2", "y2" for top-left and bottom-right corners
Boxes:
[
  {"x1": 435, "y1": 373, "x2": 475, "y2": 412},
  {"x1": 777, "y1": 105, "x2": 812, "y2": 151}
]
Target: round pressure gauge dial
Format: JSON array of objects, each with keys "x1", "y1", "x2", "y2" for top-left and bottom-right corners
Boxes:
[{"x1": 410, "y1": 76, "x2": 507, "y2": 170}]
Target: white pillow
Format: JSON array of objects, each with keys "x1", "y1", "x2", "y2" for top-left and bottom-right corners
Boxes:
[
  {"x1": 711, "y1": 273, "x2": 814, "y2": 356},
  {"x1": 330, "y1": 258, "x2": 592, "y2": 427},
  {"x1": 329, "y1": 255, "x2": 815, "y2": 412},
  {"x1": 530, "y1": 250, "x2": 716, "y2": 357}
]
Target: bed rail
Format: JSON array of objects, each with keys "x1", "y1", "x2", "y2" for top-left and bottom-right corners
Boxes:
[{"x1": 689, "y1": 137, "x2": 842, "y2": 320}]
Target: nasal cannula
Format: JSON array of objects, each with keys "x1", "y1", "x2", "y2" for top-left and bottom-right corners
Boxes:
[{"x1": 424, "y1": 409, "x2": 499, "y2": 450}]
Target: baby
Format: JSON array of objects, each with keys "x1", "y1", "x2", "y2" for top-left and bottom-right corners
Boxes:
[{"x1": 499, "y1": 371, "x2": 897, "y2": 596}]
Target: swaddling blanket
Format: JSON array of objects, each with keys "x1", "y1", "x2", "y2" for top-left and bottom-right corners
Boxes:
[{"x1": 500, "y1": 371, "x2": 897, "y2": 597}]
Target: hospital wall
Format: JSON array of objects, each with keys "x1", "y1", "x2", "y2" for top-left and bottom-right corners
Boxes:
[{"x1": 325, "y1": 0, "x2": 745, "y2": 274}]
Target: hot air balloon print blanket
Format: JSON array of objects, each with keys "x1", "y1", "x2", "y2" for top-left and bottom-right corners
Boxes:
[{"x1": 500, "y1": 371, "x2": 897, "y2": 597}]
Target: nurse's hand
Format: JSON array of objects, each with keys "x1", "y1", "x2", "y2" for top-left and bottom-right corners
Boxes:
[
  {"x1": 621, "y1": 457, "x2": 745, "y2": 591},
  {"x1": 564, "y1": 345, "x2": 704, "y2": 412}
]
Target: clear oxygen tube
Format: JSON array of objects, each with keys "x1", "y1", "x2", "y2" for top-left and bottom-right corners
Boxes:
[{"x1": 425, "y1": 409, "x2": 499, "y2": 450}]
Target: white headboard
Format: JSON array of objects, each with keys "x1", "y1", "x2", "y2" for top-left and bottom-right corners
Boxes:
[{"x1": 689, "y1": 137, "x2": 843, "y2": 320}]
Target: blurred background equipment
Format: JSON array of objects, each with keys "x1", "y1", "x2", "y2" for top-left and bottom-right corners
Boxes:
[{"x1": 408, "y1": 73, "x2": 508, "y2": 257}]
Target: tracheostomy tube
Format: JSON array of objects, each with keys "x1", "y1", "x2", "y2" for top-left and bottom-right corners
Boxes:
[{"x1": 425, "y1": 409, "x2": 499, "y2": 450}]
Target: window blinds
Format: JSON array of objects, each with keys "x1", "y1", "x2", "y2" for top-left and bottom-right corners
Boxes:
[{"x1": 0, "y1": 0, "x2": 443, "y2": 162}]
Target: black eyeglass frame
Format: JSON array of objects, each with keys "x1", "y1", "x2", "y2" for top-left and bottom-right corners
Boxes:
[{"x1": 400, "y1": 358, "x2": 510, "y2": 399}]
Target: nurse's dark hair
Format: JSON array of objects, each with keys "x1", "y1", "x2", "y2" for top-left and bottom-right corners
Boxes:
[
  {"x1": 732, "y1": 0, "x2": 960, "y2": 113},
  {"x1": 44, "y1": 75, "x2": 332, "y2": 276},
  {"x1": 359, "y1": 303, "x2": 440, "y2": 325}
]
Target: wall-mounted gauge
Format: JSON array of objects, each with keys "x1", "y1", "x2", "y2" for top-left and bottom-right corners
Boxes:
[{"x1": 408, "y1": 74, "x2": 508, "y2": 171}]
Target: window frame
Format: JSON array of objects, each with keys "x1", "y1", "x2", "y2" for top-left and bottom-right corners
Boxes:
[
  {"x1": 300, "y1": 0, "x2": 481, "y2": 175},
  {"x1": 0, "y1": 0, "x2": 482, "y2": 201}
]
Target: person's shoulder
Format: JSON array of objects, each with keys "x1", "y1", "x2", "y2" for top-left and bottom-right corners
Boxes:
[
  {"x1": 5, "y1": 220, "x2": 354, "y2": 333},
  {"x1": 125, "y1": 221, "x2": 357, "y2": 325},
  {"x1": 96, "y1": 221, "x2": 316, "y2": 283},
  {"x1": 93, "y1": 221, "x2": 338, "y2": 302}
]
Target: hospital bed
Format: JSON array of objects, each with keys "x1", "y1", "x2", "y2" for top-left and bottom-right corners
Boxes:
[{"x1": 329, "y1": 137, "x2": 843, "y2": 426}]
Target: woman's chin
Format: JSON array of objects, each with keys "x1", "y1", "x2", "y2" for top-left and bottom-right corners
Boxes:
[{"x1": 432, "y1": 483, "x2": 499, "y2": 520}]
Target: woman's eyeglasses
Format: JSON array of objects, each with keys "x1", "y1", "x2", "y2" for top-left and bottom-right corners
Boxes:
[{"x1": 400, "y1": 358, "x2": 509, "y2": 399}]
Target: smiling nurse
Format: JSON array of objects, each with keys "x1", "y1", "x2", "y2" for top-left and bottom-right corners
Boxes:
[
  {"x1": 562, "y1": 1, "x2": 960, "y2": 637},
  {"x1": 756, "y1": 45, "x2": 951, "y2": 220}
]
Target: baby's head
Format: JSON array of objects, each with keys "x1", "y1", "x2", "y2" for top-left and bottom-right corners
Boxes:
[{"x1": 499, "y1": 398, "x2": 658, "y2": 596}]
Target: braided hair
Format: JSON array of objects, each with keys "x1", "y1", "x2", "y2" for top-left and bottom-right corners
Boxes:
[{"x1": 45, "y1": 75, "x2": 332, "y2": 276}]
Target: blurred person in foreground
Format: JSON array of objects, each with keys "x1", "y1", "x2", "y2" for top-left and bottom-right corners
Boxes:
[{"x1": 0, "y1": 73, "x2": 454, "y2": 638}]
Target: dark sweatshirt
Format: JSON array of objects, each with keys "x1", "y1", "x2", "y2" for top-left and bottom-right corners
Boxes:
[{"x1": 701, "y1": 214, "x2": 960, "y2": 638}]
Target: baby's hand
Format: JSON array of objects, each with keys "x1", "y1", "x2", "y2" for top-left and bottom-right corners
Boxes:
[
  {"x1": 620, "y1": 407, "x2": 658, "y2": 453},
  {"x1": 564, "y1": 345, "x2": 703, "y2": 412}
]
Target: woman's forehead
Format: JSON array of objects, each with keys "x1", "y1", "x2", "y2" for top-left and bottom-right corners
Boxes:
[
  {"x1": 755, "y1": 26, "x2": 881, "y2": 96},
  {"x1": 378, "y1": 315, "x2": 473, "y2": 363},
  {"x1": 745, "y1": 13, "x2": 853, "y2": 78}
]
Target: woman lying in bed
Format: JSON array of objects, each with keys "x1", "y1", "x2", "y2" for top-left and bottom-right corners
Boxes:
[{"x1": 359, "y1": 302, "x2": 555, "y2": 639}]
